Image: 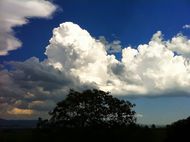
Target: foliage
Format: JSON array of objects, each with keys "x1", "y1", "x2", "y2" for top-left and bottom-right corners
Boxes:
[
  {"x1": 166, "y1": 116, "x2": 190, "y2": 142},
  {"x1": 38, "y1": 89, "x2": 136, "y2": 128}
]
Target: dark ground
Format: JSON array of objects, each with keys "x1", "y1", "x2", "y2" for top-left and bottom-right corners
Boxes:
[
  {"x1": 0, "y1": 127, "x2": 168, "y2": 142},
  {"x1": 1, "y1": 117, "x2": 190, "y2": 142}
]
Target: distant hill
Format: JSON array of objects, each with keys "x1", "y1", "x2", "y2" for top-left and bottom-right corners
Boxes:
[
  {"x1": 165, "y1": 116, "x2": 190, "y2": 142},
  {"x1": 0, "y1": 118, "x2": 6, "y2": 121},
  {"x1": 0, "y1": 119, "x2": 37, "y2": 129}
]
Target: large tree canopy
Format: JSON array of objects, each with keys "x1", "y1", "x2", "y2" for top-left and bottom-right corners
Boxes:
[{"x1": 38, "y1": 89, "x2": 136, "y2": 128}]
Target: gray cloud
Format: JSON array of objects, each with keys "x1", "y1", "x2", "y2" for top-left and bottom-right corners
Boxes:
[
  {"x1": 0, "y1": 57, "x2": 97, "y2": 118},
  {"x1": 99, "y1": 36, "x2": 122, "y2": 53}
]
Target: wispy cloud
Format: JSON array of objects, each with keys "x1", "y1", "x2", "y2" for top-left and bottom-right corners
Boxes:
[
  {"x1": 0, "y1": 0, "x2": 57, "y2": 56},
  {"x1": 136, "y1": 113, "x2": 143, "y2": 118},
  {"x1": 182, "y1": 24, "x2": 190, "y2": 29}
]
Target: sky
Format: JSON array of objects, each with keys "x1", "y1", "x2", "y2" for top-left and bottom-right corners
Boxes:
[{"x1": 1, "y1": 0, "x2": 190, "y2": 125}]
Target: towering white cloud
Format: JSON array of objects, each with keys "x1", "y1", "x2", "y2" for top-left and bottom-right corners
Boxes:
[
  {"x1": 45, "y1": 22, "x2": 109, "y2": 85},
  {"x1": 0, "y1": 0, "x2": 57, "y2": 56},
  {"x1": 1, "y1": 22, "x2": 190, "y2": 118},
  {"x1": 45, "y1": 23, "x2": 190, "y2": 96},
  {"x1": 167, "y1": 34, "x2": 190, "y2": 58},
  {"x1": 120, "y1": 32, "x2": 190, "y2": 95}
]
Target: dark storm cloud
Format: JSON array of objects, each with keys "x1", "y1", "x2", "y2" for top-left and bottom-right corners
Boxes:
[{"x1": 0, "y1": 57, "x2": 97, "y2": 117}]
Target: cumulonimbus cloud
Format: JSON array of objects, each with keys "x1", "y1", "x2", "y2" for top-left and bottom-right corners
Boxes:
[
  {"x1": 1, "y1": 22, "x2": 190, "y2": 118},
  {"x1": 0, "y1": 0, "x2": 57, "y2": 56},
  {"x1": 45, "y1": 23, "x2": 190, "y2": 96}
]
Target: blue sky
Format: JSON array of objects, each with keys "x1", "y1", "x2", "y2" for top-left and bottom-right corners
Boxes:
[
  {"x1": 1, "y1": 0, "x2": 190, "y2": 125},
  {"x1": 2, "y1": 0, "x2": 190, "y2": 62}
]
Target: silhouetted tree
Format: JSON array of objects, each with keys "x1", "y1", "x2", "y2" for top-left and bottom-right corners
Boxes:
[
  {"x1": 39, "y1": 89, "x2": 136, "y2": 128},
  {"x1": 37, "y1": 117, "x2": 49, "y2": 128},
  {"x1": 165, "y1": 116, "x2": 190, "y2": 142},
  {"x1": 151, "y1": 124, "x2": 156, "y2": 129}
]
